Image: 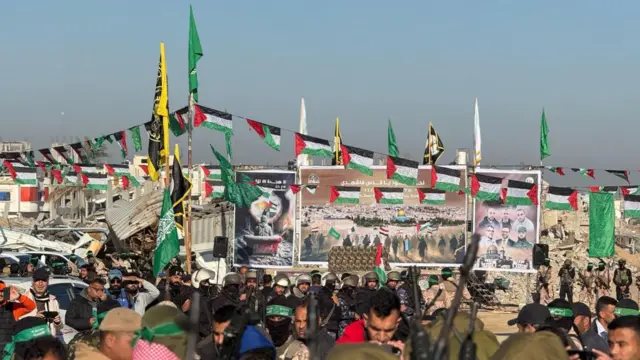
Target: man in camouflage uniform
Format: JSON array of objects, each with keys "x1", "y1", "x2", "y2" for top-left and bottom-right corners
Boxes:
[
  {"x1": 395, "y1": 271, "x2": 425, "y2": 320},
  {"x1": 578, "y1": 262, "x2": 596, "y2": 308},
  {"x1": 66, "y1": 299, "x2": 121, "y2": 360},
  {"x1": 439, "y1": 267, "x2": 470, "y2": 308},
  {"x1": 535, "y1": 258, "x2": 553, "y2": 305},
  {"x1": 595, "y1": 260, "x2": 611, "y2": 297},
  {"x1": 337, "y1": 275, "x2": 358, "y2": 338},
  {"x1": 614, "y1": 259, "x2": 632, "y2": 300},
  {"x1": 423, "y1": 275, "x2": 446, "y2": 311}
]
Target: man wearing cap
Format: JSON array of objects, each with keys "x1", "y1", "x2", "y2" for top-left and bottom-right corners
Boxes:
[
  {"x1": 614, "y1": 259, "x2": 633, "y2": 301},
  {"x1": 131, "y1": 304, "x2": 189, "y2": 360},
  {"x1": 572, "y1": 302, "x2": 592, "y2": 335},
  {"x1": 21, "y1": 268, "x2": 63, "y2": 338},
  {"x1": 75, "y1": 307, "x2": 142, "y2": 360},
  {"x1": 507, "y1": 303, "x2": 551, "y2": 333},
  {"x1": 66, "y1": 277, "x2": 107, "y2": 332},
  {"x1": 546, "y1": 298, "x2": 583, "y2": 350},
  {"x1": 0, "y1": 280, "x2": 36, "y2": 350},
  {"x1": 267, "y1": 275, "x2": 290, "y2": 304},
  {"x1": 67, "y1": 299, "x2": 121, "y2": 360},
  {"x1": 615, "y1": 299, "x2": 640, "y2": 317},
  {"x1": 106, "y1": 270, "x2": 131, "y2": 309},
  {"x1": 120, "y1": 272, "x2": 159, "y2": 316},
  {"x1": 582, "y1": 295, "x2": 617, "y2": 354},
  {"x1": 163, "y1": 266, "x2": 193, "y2": 312}
]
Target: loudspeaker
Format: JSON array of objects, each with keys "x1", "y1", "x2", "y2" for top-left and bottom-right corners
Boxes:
[
  {"x1": 533, "y1": 244, "x2": 549, "y2": 266},
  {"x1": 213, "y1": 236, "x2": 228, "y2": 258}
]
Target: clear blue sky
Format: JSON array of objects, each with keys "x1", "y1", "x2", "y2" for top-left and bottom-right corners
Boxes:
[{"x1": 2, "y1": 1, "x2": 639, "y2": 186}]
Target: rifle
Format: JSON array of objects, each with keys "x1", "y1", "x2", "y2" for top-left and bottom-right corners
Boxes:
[
  {"x1": 306, "y1": 294, "x2": 318, "y2": 360},
  {"x1": 431, "y1": 233, "x2": 481, "y2": 360},
  {"x1": 459, "y1": 302, "x2": 478, "y2": 360},
  {"x1": 184, "y1": 291, "x2": 200, "y2": 360},
  {"x1": 409, "y1": 266, "x2": 430, "y2": 360}
]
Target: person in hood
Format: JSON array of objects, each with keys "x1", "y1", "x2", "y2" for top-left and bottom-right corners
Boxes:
[
  {"x1": 212, "y1": 273, "x2": 244, "y2": 313},
  {"x1": 288, "y1": 274, "x2": 311, "y2": 310},
  {"x1": 106, "y1": 270, "x2": 130, "y2": 309},
  {"x1": 21, "y1": 268, "x2": 63, "y2": 339},
  {"x1": 337, "y1": 275, "x2": 358, "y2": 338},
  {"x1": 4, "y1": 317, "x2": 67, "y2": 360},
  {"x1": 294, "y1": 297, "x2": 335, "y2": 360},
  {"x1": 67, "y1": 299, "x2": 121, "y2": 360},
  {"x1": 65, "y1": 277, "x2": 107, "y2": 332},
  {"x1": 0, "y1": 283, "x2": 37, "y2": 352},
  {"x1": 121, "y1": 272, "x2": 159, "y2": 316},
  {"x1": 74, "y1": 307, "x2": 141, "y2": 360},
  {"x1": 161, "y1": 266, "x2": 193, "y2": 313},
  {"x1": 191, "y1": 268, "x2": 217, "y2": 338},
  {"x1": 267, "y1": 275, "x2": 290, "y2": 305},
  {"x1": 265, "y1": 298, "x2": 309, "y2": 360}
]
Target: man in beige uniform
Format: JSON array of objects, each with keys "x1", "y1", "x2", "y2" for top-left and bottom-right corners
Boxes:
[
  {"x1": 438, "y1": 267, "x2": 470, "y2": 309},
  {"x1": 595, "y1": 260, "x2": 611, "y2": 297},
  {"x1": 423, "y1": 275, "x2": 446, "y2": 311},
  {"x1": 535, "y1": 258, "x2": 553, "y2": 305},
  {"x1": 578, "y1": 262, "x2": 596, "y2": 308}
]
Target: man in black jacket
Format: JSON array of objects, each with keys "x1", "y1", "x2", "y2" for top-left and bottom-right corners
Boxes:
[
  {"x1": 581, "y1": 295, "x2": 617, "y2": 355},
  {"x1": 65, "y1": 277, "x2": 106, "y2": 332}
]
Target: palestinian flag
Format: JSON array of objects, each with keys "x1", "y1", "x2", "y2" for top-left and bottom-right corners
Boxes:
[
  {"x1": 53, "y1": 145, "x2": 73, "y2": 165},
  {"x1": 246, "y1": 119, "x2": 281, "y2": 151},
  {"x1": 572, "y1": 168, "x2": 595, "y2": 179},
  {"x1": 64, "y1": 171, "x2": 79, "y2": 186},
  {"x1": 386, "y1": 156, "x2": 418, "y2": 186},
  {"x1": 547, "y1": 167, "x2": 565, "y2": 176},
  {"x1": 39, "y1": 149, "x2": 56, "y2": 164},
  {"x1": 169, "y1": 106, "x2": 189, "y2": 137},
  {"x1": 602, "y1": 186, "x2": 619, "y2": 195},
  {"x1": 329, "y1": 186, "x2": 360, "y2": 204},
  {"x1": 204, "y1": 180, "x2": 225, "y2": 198},
  {"x1": 545, "y1": 186, "x2": 578, "y2": 211},
  {"x1": 504, "y1": 179, "x2": 538, "y2": 205},
  {"x1": 471, "y1": 173, "x2": 502, "y2": 201},
  {"x1": 379, "y1": 227, "x2": 389, "y2": 236},
  {"x1": 50, "y1": 169, "x2": 63, "y2": 184},
  {"x1": 139, "y1": 164, "x2": 149, "y2": 176},
  {"x1": 70, "y1": 143, "x2": 89, "y2": 163},
  {"x1": 5, "y1": 165, "x2": 36, "y2": 185},
  {"x1": 374, "y1": 244, "x2": 387, "y2": 286},
  {"x1": 341, "y1": 144, "x2": 374, "y2": 176},
  {"x1": 374, "y1": 187, "x2": 404, "y2": 205},
  {"x1": 416, "y1": 222, "x2": 433, "y2": 233},
  {"x1": 83, "y1": 173, "x2": 108, "y2": 191},
  {"x1": 621, "y1": 186, "x2": 640, "y2": 196},
  {"x1": 104, "y1": 164, "x2": 130, "y2": 176},
  {"x1": 417, "y1": 188, "x2": 445, "y2": 205},
  {"x1": 289, "y1": 184, "x2": 317, "y2": 195},
  {"x1": 431, "y1": 166, "x2": 462, "y2": 192},
  {"x1": 606, "y1": 170, "x2": 630, "y2": 184},
  {"x1": 624, "y1": 195, "x2": 640, "y2": 218},
  {"x1": 201, "y1": 165, "x2": 221, "y2": 180},
  {"x1": 295, "y1": 133, "x2": 333, "y2": 158},
  {"x1": 112, "y1": 131, "x2": 128, "y2": 159},
  {"x1": 193, "y1": 104, "x2": 233, "y2": 134},
  {"x1": 73, "y1": 164, "x2": 98, "y2": 176}
]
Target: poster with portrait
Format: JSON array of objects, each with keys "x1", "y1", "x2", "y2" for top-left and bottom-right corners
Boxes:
[
  {"x1": 472, "y1": 169, "x2": 541, "y2": 272},
  {"x1": 233, "y1": 170, "x2": 296, "y2": 268},
  {"x1": 300, "y1": 166, "x2": 467, "y2": 266}
]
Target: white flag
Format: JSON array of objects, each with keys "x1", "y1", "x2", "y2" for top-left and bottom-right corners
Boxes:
[
  {"x1": 474, "y1": 97, "x2": 482, "y2": 166},
  {"x1": 297, "y1": 97, "x2": 310, "y2": 166}
]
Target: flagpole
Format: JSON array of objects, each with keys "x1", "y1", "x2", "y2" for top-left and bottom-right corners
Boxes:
[{"x1": 185, "y1": 93, "x2": 194, "y2": 274}]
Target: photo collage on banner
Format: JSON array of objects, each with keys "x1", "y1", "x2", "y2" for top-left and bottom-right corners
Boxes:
[
  {"x1": 472, "y1": 169, "x2": 541, "y2": 272},
  {"x1": 299, "y1": 166, "x2": 467, "y2": 266},
  {"x1": 233, "y1": 170, "x2": 296, "y2": 268}
]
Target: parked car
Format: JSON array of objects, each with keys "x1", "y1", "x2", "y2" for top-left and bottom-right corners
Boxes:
[
  {"x1": 3, "y1": 276, "x2": 87, "y2": 343},
  {"x1": 25, "y1": 251, "x2": 87, "y2": 269},
  {"x1": 0, "y1": 252, "x2": 47, "y2": 270}
]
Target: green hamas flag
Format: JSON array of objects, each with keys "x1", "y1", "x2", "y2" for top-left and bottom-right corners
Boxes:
[
  {"x1": 387, "y1": 119, "x2": 399, "y2": 157},
  {"x1": 589, "y1": 192, "x2": 615, "y2": 258},
  {"x1": 329, "y1": 227, "x2": 341, "y2": 240},
  {"x1": 153, "y1": 189, "x2": 180, "y2": 277}
]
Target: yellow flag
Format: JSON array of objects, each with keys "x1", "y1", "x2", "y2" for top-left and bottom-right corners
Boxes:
[{"x1": 147, "y1": 42, "x2": 170, "y2": 181}]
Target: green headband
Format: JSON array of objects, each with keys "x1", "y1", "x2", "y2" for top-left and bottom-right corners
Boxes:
[
  {"x1": 2, "y1": 324, "x2": 51, "y2": 360},
  {"x1": 615, "y1": 308, "x2": 640, "y2": 317},
  {"x1": 132, "y1": 322, "x2": 184, "y2": 347},
  {"x1": 266, "y1": 305, "x2": 293, "y2": 317},
  {"x1": 91, "y1": 309, "x2": 109, "y2": 330},
  {"x1": 548, "y1": 307, "x2": 573, "y2": 318}
]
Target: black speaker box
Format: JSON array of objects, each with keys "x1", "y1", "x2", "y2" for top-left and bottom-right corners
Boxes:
[
  {"x1": 533, "y1": 244, "x2": 549, "y2": 266},
  {"x1": 213, "y1": 236, "x2": 228, "y2": 258}
]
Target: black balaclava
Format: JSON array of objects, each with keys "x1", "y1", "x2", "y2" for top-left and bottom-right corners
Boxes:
[
  {"x1": 325, "y1": 280, "x2": 336, "y2": 292},
  {"x1": 266, "y1": 317, "x2": 292, "y2": 347}
]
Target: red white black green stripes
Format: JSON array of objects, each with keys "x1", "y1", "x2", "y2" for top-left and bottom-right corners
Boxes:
[
  {"x1": 289, "y1": 184, "x2": 317, "y2": 195},
  {"x1": 505, "y1": 180, "x2": 538, "y2": 206},
  {"x1": 386, "y1": 156, "x2": 418, "y2": 186},
  {"x1": 246, "y1": 119, "x2": 281, "y2": 151},
  {"x1": 417, "y1": 188, "x2": 445, "y2": 205},
  {"x1": 4, "y1": 165, "x2": 36, "y2": 185},
  {"x1": 341, "y1": 144, "x2": 374, "y2": 176},
  {"x1": 74, "y1": 164, "x2": 98, "y2": 175},
  {"x1": 295, "y1": 133, "x2": 333, "y2": 158},
  {"x1": 169, "y1": 106, "x2": 189, "y2": 137},
  {"x1": 471, "y1": 173, "x2": 502, "y2": 201},
  {"x1": 329, "y1": 186, "x2": 361, "y2": 204},
  {"x1": 204, "y1": 181, "x2": 225, "y2": 198},
  {"x1": 104, "y1": 164, "x2": 141, "y2": 188},
  {"x1": 201, "y1": 165, "x2": 221, "y2": 180},
  {"x1": 83, "y1": 173, "x2": 108, "y2": 191},
  {"x1": 193, "y1": 105, "x2": 233, "y2": 134},
  {"x1": 545, "y1": 186, "x2": 578, "y2": 211},
  {"x1": 624, "y1": 195, "x2": 640, "y2": 218},
  {"x1": 374, "y1": 187, "x2": 404, "y2": 205},
  {"x1": 431, "y1": 166, "x2": 461, "y2": 192}
]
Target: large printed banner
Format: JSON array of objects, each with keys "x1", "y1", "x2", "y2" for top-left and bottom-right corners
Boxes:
[
  {"x1": 300, "y1": 166, "x2": 467, "y2": 266},
  {"x1": 233, "y1": 170, "x2": 296, "y2": 268},
  {"x1": 473, "y1": 169, "x2": 541, "y2": 272}
]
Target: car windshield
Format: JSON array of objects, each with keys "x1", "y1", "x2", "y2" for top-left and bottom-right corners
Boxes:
[{"x1": 64, "y1": 254, "x2": 87, "y2": 266}]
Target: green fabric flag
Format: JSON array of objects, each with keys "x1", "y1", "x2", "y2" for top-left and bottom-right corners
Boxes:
[
  {"x1": 188, "y1": 5, "x2": 203, "y2": 103},
  {"x1": 387, "y1": 119, "x2": 399, "y2": 157},
  {"x1": 128, "y1": 126, "x2": 143, "y2": 152},
  {"x1": 328, "y1": 227, "x2": 341, "y2": 240},
  {"x1": 589, "y1": 192, "x2": 615, "y2": 258},
  {"x1": 540, "y1": 108, "x2": 550, "y2": 161},
  {"x1": 153, "y1": 189, "x2": 180, "y2": 277},
  {"x1": 225, "y1": 132, "x2": 233, "y2": 159},
  {"x1": 92, "y1": 136, "x2": 105, "y2": 151},
  {"x1": 210, "y1": 145, "x2": 261, "y2": 208}
]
